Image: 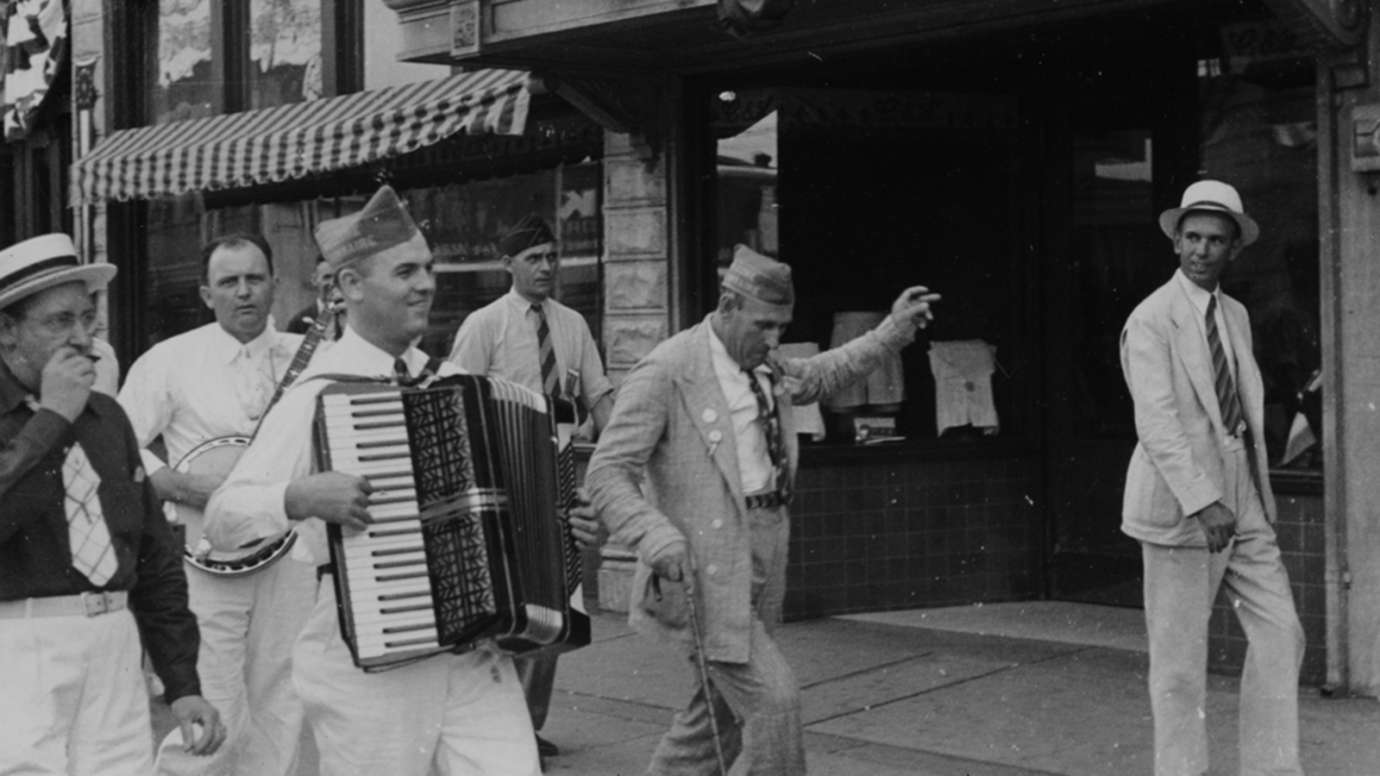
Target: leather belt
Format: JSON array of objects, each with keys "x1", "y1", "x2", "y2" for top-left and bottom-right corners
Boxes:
[
  {"x1": 0, "y1": 590, "x2": 129, "y2": 619},
  {"x1": 744, "y1": 490, "x2": 789, "y2": 510}
]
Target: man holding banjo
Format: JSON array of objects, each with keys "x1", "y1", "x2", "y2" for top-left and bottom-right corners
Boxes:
[{"x1": 118, "y1": 233, "x2": 326, "y2": 776}]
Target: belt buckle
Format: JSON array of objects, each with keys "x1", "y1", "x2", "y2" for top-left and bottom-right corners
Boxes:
[{"x1": 81, "y1": 591, "x2": 113, "y2": 617}]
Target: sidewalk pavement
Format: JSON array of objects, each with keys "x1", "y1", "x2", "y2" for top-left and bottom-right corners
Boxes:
[
  {"x1": 537, "y1": 607, "x2": 1380, "y2": 776},
  {"x1": 149, "y1": 603, "x2": 1380, "y2": 775}
]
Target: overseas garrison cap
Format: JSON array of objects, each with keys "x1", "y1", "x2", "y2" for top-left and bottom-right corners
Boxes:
[
  {"x1": 497, "y1": 213, "x2": 556, "y2": 258},
  {"x1": 723, "y1": 244, "x2": 793, "y2": 307},
  {"x1": 314, "y1": 185, "x2": 423, "y2": 269}
]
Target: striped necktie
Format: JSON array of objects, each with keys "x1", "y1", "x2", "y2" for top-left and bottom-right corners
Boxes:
[
  {"x1": 531, "y1": 303, "x2": 559, "y2": 396},
  {"x1": 1205, "y1": 294, "x2": 1244, "y2": 435},
  {"x1": 63, "y1": 443, "x2": 118, "y2": 586},
  {"x1": 744, "y1": 367, "x2": 787, "y2": 495}
]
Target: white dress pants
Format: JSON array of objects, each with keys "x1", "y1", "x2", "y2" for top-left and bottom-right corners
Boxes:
[
  {"x1": 292, "y1": 579, "x2": 540, "y2": 776},
  {"x1": 155, "y1": 556, "x2": 318, "y2": 776},
  {"x1": 0, "y1": 608, "x2": 152, "y2": 776},
  {"x1": 1142, "y1": 444, "x2": 1306, "y2": 776}
]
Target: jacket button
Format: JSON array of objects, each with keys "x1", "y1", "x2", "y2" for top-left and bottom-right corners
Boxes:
[
  {"x1": 705, "y1": 564, "x2": 718, "y2": 576},
  {"x1": 711, "y1": 519, "x2": 723, "y2": 529}
]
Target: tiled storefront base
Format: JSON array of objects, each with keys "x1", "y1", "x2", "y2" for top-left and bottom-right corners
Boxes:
[
  {"x1": 783, "y1": 449, "x2": 1042, "y2": 620},
  {"x1": 1208, "y1": 478, "x2": 1327, "y2": 685}
]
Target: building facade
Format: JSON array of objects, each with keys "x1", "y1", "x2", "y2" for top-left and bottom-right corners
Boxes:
[
  {"x1": 63, "y1": 0, "x2": 1380, "y2": 696},
  {"x1": 380, "y1": 0, "x2": 1380, "y2": 695}
]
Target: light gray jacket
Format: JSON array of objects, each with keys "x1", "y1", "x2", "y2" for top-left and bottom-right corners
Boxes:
[
  {"x1": 587, "y1": 313, "x2": 914, "y2": 662},
  {"x1": 1120, "y1": 277, "x2": 1275, "y2": 547}
]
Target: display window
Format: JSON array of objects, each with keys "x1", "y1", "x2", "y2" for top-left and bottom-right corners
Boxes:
[
  {"x1": 139, "y1": 160, "x2": 603, "y2": 359},
  {"x1": 710, "y1": 85, "x2": 1026, "y2": 445}
]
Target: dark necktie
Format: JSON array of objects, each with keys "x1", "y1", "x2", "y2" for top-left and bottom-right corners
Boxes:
[
  {"x1": 531, "y1": 303, "x2": 559, "y2": 396},
  {"x1": 744, "y1": 367, "x2": 786, "y2": 494},
  {"x1": 1205, "y1": 295, "x2": 1244, "y2": 435}
]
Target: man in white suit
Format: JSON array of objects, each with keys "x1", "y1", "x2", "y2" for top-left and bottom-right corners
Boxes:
[
  {"x1": 588, "y1": 245, "x2": 939, "y2": 775},
  {"x1": 1120, "y1": 180, "x2": 1305, "y2": 776}
]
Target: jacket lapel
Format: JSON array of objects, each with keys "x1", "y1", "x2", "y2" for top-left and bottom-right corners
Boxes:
[
  {"x1": 1169, "y1": 281, "x2": 1226, "y2": 432},
  {"x1": 1221, "y1": 298, "x2": 1264, "y2": 435},
  {"x1": 673, "y1": 324, "x2": 746, "y2": 508}
]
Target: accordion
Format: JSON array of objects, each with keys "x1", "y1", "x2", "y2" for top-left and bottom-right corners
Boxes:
[{"x1": 314, "y1": 374, "x2": 590, "y2": 671}]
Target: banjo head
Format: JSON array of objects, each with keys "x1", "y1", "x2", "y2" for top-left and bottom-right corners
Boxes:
[{"x1": 171, "y1": 435, "x2": 295, "y2": 575}]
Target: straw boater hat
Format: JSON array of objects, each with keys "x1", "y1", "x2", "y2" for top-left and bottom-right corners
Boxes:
[
  {"x1": 723, "y1": 244, "x2": 793, "y2": 309},
  {"x1": 0, "y1": 233, "x2": 115, "y2": 312},
  {"x1": 1158, "y1": 179, "x2": 1259, "y2": 247}
]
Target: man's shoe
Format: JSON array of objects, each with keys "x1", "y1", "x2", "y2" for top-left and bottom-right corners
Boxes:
[{"x1": 535, "y1": 735, "x2": 559, "y2": 758}]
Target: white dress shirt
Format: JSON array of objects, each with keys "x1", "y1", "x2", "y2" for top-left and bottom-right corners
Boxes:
[
  {"x1": 448, "y1": 289, "x2": 613, "y2": 407},
  {"x1": 118, "y1": 322, "x2": 304, "y2": 476},
  {"x1": 204, "y1": 326, "x2": 458, "y2": 565},
  {"x1": 1174, "y1": 268, "x2": 1238, "y2": 383},
  {"x1": 706, "y1": 324, "x2": 776, "y2": 494}
]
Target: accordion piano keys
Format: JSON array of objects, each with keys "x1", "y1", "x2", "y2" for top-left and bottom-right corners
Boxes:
[{"x1": 319, "y1": 392, "x2": 446, "y2": 662}]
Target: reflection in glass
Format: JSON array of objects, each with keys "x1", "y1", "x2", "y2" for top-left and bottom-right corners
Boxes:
[
  {"x1": 1069, "y1": 129, "x2": 1161, "y2": 436},
  {"x1": 362, "y1": 0, "x2": 452, "y2": 89},
  {"x1": 250, "y1": 0, "x2": 323, "y2": 108},
  {"x1": 154, "y1": 0, "x2": 213, "y2": 124},
  {"x1": 1199, "y1": 54, "x2": 1319, "y2": 469}
]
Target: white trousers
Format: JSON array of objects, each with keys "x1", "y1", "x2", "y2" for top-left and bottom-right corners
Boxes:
[
  {"x1": 1142, "y1": 446, "x2": 1306, "y2": 776},
  {"x1": 155, "y1": 557, "x2": 318, "y2": 776},
  {"x1": 0, "y1": 608, "x2": 152, "y2": 776},
  {"x1": 293, "y1": 580, "x2": 540, "y2": 776}
]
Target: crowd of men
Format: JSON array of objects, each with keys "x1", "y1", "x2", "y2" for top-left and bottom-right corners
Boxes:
[{"x1": 0, "y1": 178, "x2": 1305, "y2": 776}]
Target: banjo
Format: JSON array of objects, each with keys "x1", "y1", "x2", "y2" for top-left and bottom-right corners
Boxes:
[{"x1": 172, "y1": 300, "x2": 338, "y2": 575}]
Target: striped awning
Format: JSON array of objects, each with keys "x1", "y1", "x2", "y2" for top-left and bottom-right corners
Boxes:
[{"x1": 72, "y1": 69, "x2": 531, "y2": 205}]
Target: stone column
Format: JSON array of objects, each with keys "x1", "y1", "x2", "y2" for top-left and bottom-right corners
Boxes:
[
  {"x1": 596, "y1": 128, "x2": 671, "y2": 612},
  {"x1": 1323, "y1": 9, "x2": 1380, "y2": 695}
]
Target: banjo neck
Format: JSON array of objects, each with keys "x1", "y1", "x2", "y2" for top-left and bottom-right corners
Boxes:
[{"x1": 253, "y1": 299, "x2": 339, "y2": 437}]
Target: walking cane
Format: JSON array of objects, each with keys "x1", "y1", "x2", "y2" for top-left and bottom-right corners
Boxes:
[{"x1": 678, "y1": 557, "x2": 734, "y2": 767}]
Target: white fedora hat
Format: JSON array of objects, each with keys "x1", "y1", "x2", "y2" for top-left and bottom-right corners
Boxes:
[
  {"x1": 0, "y1": 234, "x2": 116, "y2": 313},
  {"x1": 1158, "y1": 179, "x2": 1259, "y2": 247}
]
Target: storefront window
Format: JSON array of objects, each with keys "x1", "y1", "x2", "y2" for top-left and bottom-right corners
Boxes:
[
  {"x1": 154, "y1": 0, "x2": 214, "y2": 124},
  {"x1": 711, "y1": 87, "x2": 1022, "y2": 444},
  {"x1": 249, "y1": 0, "x2": 324, "y2": 108},
  {"x1": 138, "y1": 163, "x2": 604, "y2": 361},
  {"x1": 407, "y1": 164, "x2": 604, "y2": 354},
  {"x1": 1068, "y1": 129, "x2": 1162, "y2": 437},
  {"x1": 1201, "y1": 30, "x2": 1319, "y2": 471}
]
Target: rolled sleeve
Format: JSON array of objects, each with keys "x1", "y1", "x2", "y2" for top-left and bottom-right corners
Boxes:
[{"x1": 203, "y1": 386, "x2": 315, "y2": 553}]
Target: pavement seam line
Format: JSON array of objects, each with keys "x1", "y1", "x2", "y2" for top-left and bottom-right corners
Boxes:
[
  {"x1": 804, "y1": 645, "x2": 1097, "y2": 727},
  {"x1": 797, "y1": 650, "x2": 938, "y2": 690}
]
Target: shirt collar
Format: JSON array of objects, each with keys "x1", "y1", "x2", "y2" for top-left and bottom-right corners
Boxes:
[
  {"x1": 1174, "y1": 268, "x2": 1220, "y2": 318},
  {"x1": 504, "y1": 287, "x2": 547, "y2": 313},
  {"x1": 334, "y1": 326, "x2": 429, "y2": 378},
  {"x1": 208, "y1": 321, "x2": 281, "y2": 365}
]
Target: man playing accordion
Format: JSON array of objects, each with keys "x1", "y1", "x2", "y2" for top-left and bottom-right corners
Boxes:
[{"x1": 204, "y1": 185, "x2": 541, "y2": 776}]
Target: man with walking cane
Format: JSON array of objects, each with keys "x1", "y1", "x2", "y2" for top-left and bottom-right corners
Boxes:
[{"x1": 587, "y1": 244, "x2": 939, "y2": 774}]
